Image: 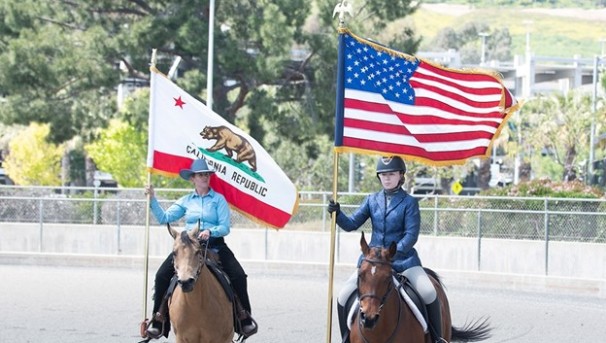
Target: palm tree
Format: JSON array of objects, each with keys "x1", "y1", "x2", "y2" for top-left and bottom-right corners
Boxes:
[{"x1": 522, "y1": 92, "x2": 593, "y2": 182}]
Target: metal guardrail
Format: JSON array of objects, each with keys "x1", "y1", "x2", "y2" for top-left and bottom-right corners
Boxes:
[{"x1": 1, "y1": 185, "x2": 605, "y2": 243}]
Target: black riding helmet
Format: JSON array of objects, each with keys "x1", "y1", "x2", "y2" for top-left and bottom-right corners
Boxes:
[
  {"x1": 376, "y1": 156, "x2": 406, "y2": 174},
  {"x1": 376, "y1": 156, "x2": 406, "y2": 187}
]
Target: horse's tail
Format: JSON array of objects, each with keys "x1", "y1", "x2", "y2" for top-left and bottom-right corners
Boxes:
[{"x1": 451, "y1": 317, "x2": 492, "y2": 342}]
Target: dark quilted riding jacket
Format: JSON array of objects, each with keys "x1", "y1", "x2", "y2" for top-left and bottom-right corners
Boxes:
[{"x1": 335, "y1": 188, "x2": 422, "y2": 272}]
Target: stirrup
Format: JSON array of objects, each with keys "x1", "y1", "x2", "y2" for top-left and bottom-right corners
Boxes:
[
  {"x1": 140, "y1": 314, "x2": 165, "y2": 340},
  {"x1": 241, "y1": 317, "x2": 258, "y2": 338}
]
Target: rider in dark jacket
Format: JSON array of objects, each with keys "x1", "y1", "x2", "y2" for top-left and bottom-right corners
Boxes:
[{"x1": 328, "y1": 156, "x2": 447, "y2": 343}]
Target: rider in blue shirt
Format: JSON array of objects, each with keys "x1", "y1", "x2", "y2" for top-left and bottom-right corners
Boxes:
[
  {"x1": 143, "y1": 159, "x2": 257, "y2": 340},
  {"x1": 328, "y1": 156, "x2": 446, "y2": 343}
]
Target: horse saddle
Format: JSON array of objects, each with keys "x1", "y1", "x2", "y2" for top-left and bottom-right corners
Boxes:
[
  {"x1": 345, "y1": 276, "x2": 428, "y2": 333},
  {"x1": 204, "y1": 258, "x2": 236, "y2": 302},
  {"x1": 395, "y1": 275, "x2": 429, "y2": 332}
]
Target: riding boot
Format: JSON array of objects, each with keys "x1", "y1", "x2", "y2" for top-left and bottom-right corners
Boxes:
[
  {"x1": 142, "y1": 254, "x2": 175, "y2": 339},
  {"x1": 426, "y1": 298, "x2": 447, "y2": 343},
  {"x1": 145, "y1": 296, "x2": 168, "y2": 339},
  {"x1": 337, "y1": 303, "x2": 351, "y2": 343},
  {"x1": 232, "y1": 276, "x2": 258, "y2": 338},
  {"x1": 234, "y1": 295, "x2": 258, "y2": 338}
]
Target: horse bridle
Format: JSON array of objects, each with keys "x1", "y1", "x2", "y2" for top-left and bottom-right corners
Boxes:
[
  {"x1": 357, "y1": 258, "x2": 393, "y2": 310},
  {"x1": 356, "y1": 257, "x2": 403, "y2": 343},
  {"x1": 175, "y1": 238, "x2": 209, "y2": 284},
  {"x1": 193, "y1": 240, "x2": 210, "y2": 282}
]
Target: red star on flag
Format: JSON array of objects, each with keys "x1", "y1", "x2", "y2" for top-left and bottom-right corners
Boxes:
[{"x1": 173, "y1": 96, "x2": 185, "y2": 109}]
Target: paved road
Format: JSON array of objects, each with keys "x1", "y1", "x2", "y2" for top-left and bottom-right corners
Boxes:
[{"x1": 1, "y1": 263, "x2": 605, "y2": 343}]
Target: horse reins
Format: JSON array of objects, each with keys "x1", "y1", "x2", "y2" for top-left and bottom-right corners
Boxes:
[
  {"x1": 192, "y1": 240, "x2": 209, "y2": 282},
  {"x1": 357, "y1": 258, "x2": 403, "y2": 343}
]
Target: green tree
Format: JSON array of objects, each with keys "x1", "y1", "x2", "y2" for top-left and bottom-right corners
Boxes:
[
  {"x1": 522, "y1": 92, "x2": 593, "y2": 181},
  {"x1": 88, "y1": 94, "x2": 191, "y2": 189},
  {"x1": 0, "y1": 1, "x2": 118, "y2": 143},
  {"x1": 430, "y1": 22, "x2": 512, "y2": 65},
  {"x1": 0, "y1": 0, "x2": 422, "y2": 191},
  {"x1": 4, "y1": 122, "x2": 64, "y2": 185},
  {"x1": 84, "y1": 119, "x2": 147, "y2": 188}
]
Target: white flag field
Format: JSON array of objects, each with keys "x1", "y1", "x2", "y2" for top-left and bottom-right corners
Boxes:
[{"x1": 146, "y1": 67, "x2": 299, "y2": 229}]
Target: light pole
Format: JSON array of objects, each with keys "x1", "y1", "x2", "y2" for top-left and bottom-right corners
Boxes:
[
  {"x1": 523, "y1": 20, "x2": 533, "y2": 54},
  {"x1": 478, "y1": 32, "x2": 490, "y2": 65},
  {"x1": 588, "y1": 39, "x2": 605, "y2": 182}
]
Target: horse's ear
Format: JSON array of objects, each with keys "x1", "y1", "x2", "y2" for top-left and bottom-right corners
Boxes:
[
  {"x1": 388, "y1": 241, "x2": 397, "y2": 259},
  {"x1": 191, "y1": 219, "x2": 201, "y2": 238},
  {"x1": 168, "y1": 223, "x2": 178, "y2": 239},
  {"x1": 360, "y1": 232, "x2": 369, "y2": 255}
]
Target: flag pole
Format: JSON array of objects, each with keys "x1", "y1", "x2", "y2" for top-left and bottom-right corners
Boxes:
[
  {"x1": 206, "y1": 0, "x2": 215, "y2": 110},
  {"x1": 142, "y1": 172, "x2": 152, "y2": 319},
  {"x1": 325, "y1": 151, "x2": 340, "y2": 343},
  {"x1": 142, "y1": 49, "x2": 158, "y2": 320},
  {"x1": 326, "y1": 3, "x2": 352, "y2": 342}
]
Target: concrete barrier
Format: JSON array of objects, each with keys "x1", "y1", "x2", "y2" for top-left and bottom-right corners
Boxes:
[{"x1": 1, "y1": 223, "x2": 605, "y2": 298}]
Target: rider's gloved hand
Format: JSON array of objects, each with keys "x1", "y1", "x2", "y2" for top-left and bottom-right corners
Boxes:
[{"x1": 327, "y1": 200, "x2": 340, "y2": 215}]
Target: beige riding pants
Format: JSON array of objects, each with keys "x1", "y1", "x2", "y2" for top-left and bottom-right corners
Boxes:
[{"x1": 337, "y1": 266, "x2": 437, "y2": 306}]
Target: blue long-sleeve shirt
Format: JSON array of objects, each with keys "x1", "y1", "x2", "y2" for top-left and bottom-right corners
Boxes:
[{"x1": 150, "y1": 189, "x2": 230, "y2": 241}]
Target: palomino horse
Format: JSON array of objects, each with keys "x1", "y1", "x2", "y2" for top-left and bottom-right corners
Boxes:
[
  {"x1": 168, "y1": 224, "x2": 234, "y2": 343},
  {"x1": 350, "y1": 232, "x2": 491, "y2": 343}
]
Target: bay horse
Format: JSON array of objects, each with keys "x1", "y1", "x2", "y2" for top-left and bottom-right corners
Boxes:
[
  {"x1": 168, "y1": 224, "x2": 235, "y2": 343},
  {"x1": 350, "y1": 232, "x2": 491, "y2": 343}
]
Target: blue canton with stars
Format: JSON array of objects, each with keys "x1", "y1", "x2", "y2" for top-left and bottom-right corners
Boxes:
[{"x1": 343, "y1": 34, "x2": 420, "y2": 105}]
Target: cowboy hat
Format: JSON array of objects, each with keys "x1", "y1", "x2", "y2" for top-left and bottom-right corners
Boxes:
[{"x1": 179, "y1": 159, "x2": 215, "y2": 181}]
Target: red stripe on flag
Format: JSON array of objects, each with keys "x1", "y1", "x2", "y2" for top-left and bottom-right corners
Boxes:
[
  {"x1": 342, "y1": 137, "x2": 488, "y2": 161},
  {"x1": 415, "y1": 62, "x2": 517, "y2": 110},
  {"x1": 151, "y1": 151, "x2": 192, "y2": 175},
  {"x1": 412, "y1": 82, "x2": 503, "y2": 110},
  {"x1": 343, "y1": 117, "x2": 494, "y2": 142},
  {"x1": 419, "y1": 61, "x2": 500, "y2": 84},
  {"x1": 344, "y1": 98, "x2": 502, "y2": 126},
  {"x1": 344, "y1": 118, "x2": 410, "y2": 134},
  {"x1": 210, "y1": 177, "x2": 292, "y2": 228},
  {"x1": 412, "y1": 97, "x2": 504, "y2": 120},
  {"x1": 503, "y1": 87, "x2": 516, "y2": 108}
]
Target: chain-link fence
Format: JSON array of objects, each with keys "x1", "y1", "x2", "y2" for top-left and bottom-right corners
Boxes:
[{"x1": 1, "y1": 185, "x2": 605, "y2": 243}]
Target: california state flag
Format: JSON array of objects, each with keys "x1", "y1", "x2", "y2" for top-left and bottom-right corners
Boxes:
[{"x1": 147, "y1": 67, "x2": 299, "y2": 229}]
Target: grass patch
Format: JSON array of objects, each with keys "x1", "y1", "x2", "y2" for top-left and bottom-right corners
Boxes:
[{"x1": 406, "y1": 6, "x2": 606, "y2": 58}]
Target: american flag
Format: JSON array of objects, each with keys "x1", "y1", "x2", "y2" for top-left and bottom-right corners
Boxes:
[{"x1": 334, "y1": 30, "x2": 519, "y2": 165}]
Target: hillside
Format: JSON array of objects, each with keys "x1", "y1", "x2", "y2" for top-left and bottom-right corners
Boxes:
[{"x1": 402, "y1": 3, "x2": 606, "y2": 58}]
